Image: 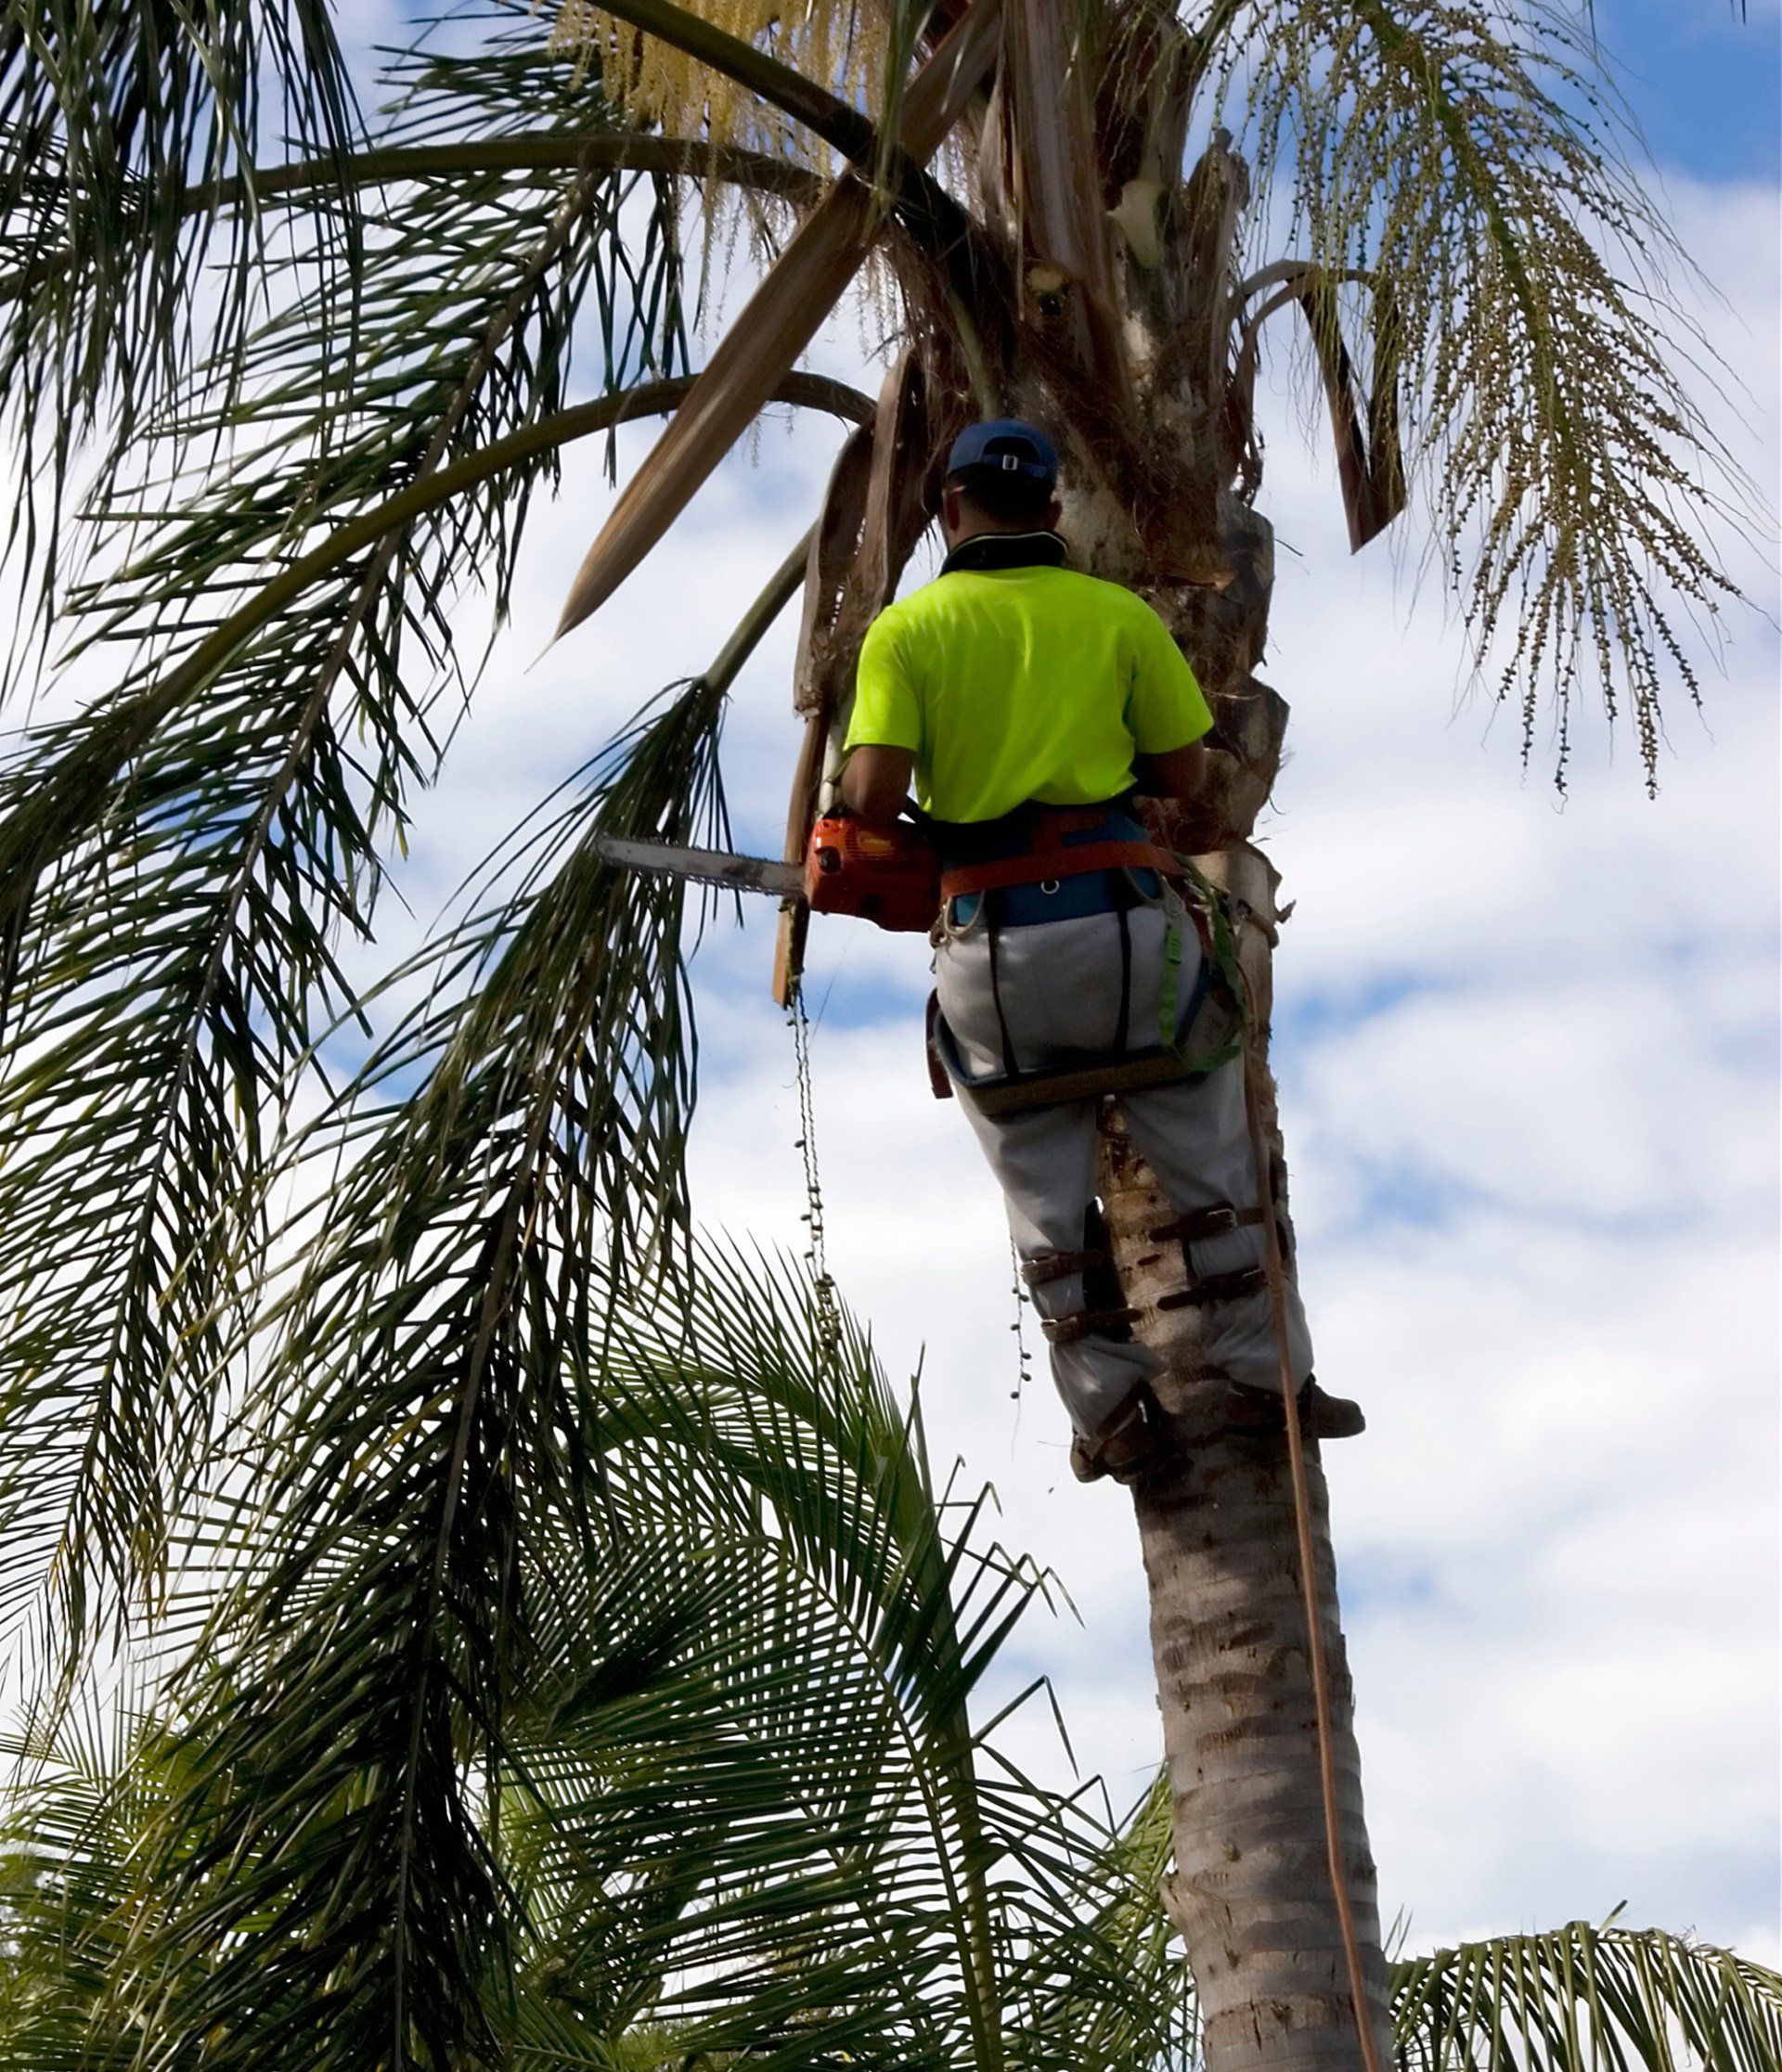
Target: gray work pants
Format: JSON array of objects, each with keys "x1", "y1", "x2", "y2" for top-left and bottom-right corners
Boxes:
[{"x1": 935, "y1": 896, "x2": 1314, "y2": 1438}]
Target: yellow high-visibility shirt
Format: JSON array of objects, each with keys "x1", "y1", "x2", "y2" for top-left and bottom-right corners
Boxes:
[{"x1": 844, "y1": 562, "x2": 1212, "y2": 823}]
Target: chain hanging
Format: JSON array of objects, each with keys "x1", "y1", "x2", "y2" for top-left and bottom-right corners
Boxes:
[
  {"x1": 1007, "y1": 1233, "x2": 1033, "y2": 1407},
  {"x1": 787, "y1": 979, "x2": 842, "y2": 1372}
]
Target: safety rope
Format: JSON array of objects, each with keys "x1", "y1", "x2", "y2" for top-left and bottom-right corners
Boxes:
[
  {"x1": 787, "y1": 980, "x2": 841, "y2": 1371},
  {"x1": 1238, "y1": 997, "x2": 1388, "y2": 2072}
]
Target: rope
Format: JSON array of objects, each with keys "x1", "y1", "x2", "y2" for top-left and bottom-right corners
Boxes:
[{"x1": 1238, "y1": 1013, "x2": 1388, "y2": 2072}]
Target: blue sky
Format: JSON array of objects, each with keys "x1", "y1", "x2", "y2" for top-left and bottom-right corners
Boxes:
[{"x1": 1596, "y1": 0, "x2": 1780, "y2": 179}]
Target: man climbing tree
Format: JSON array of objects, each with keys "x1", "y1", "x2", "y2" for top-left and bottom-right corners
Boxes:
[{"x1": 841, "y1": 417, "x2": 1360, "y2": 1481}]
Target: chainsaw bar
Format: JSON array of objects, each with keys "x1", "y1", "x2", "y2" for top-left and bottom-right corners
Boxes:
[{"x1": 590, "y1": 833, "x2": 804, "y2": 902}]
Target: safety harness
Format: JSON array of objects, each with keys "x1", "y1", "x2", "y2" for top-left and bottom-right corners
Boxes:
[
  {"x1": 920, "y1": 800, "x2": 1277, "y2": 1362},
  {"x1": 936, "y1": 810, "x2": 1172, "y2": 900},
  {"x1": 923, "y1": 803, "x2": 1246, "y2": 1118}
]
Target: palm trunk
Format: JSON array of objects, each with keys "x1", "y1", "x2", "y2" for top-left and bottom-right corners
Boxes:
[
  {"x1": 1092, "y1": 538, "x2": 1397, "y2": 2072},
  {"x1": 790, "y1": 8, "x2": 1401, "y2": 2048},
  {"x1": 1128, "y1": 1382, "x2": 1394, "y2": 2072},
  {"x1": 1103, "y1": 968, "x2": 1397, "y2": 2072}
]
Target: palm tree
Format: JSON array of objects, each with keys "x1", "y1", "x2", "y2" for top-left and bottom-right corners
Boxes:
[
  {"x1": 0, "y1": 2, "x2": 1760, "y2": 2067},
  {"x1": 0, "y1": 1246, "x2": 1211, "y2": 2067}
]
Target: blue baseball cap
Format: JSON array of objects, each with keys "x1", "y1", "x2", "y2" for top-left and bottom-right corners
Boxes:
[{"x1": 946, "y1": 418, "x2": 1058, "y2": 487}]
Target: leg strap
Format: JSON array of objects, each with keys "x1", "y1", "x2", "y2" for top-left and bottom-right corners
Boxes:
[
  {"x1": 1021, "y1": 1248, "x2": 1107, "y2": 1288},
  {"x1": 1041, "y1": 1305, "x2": 1142, "y2": 1346},
  {"x1": 1147, "y1": 1203, "x2": 1265, "y2": 1244},
  {"x1": 1157, "y1": 1266, "x2": 1269, "y2": 1311}
]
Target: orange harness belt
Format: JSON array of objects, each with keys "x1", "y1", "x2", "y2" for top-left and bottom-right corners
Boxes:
[{"x1": 938, "y1": 831, "x2": 1179, "y2": 901}]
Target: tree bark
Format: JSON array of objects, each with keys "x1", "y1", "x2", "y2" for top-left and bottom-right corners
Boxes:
[
  {"x1": 1129, "y1": 1391, "x2": 1395, "y2": 2072},
  {"x1": 1097, "y1": 893, "x2": 1397, "y2": 2072},
  {"x1": 1091, "y1": 543, "x2": 1397, "y2": 2072}
]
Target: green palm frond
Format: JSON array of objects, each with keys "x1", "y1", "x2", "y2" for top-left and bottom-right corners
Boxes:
[
  {"x1": 1214, "y1": 0, "x2": 1750, "y2": 782},
  {"x1": 1001, "y1": 1769, "x2": 1197, "y2": 2069},
  {"x1": 0, "y1": 0, "x2": 360, "y2": 598},
  {"x1": 65, "y1": 1244, "x2": 1155, "y2": 2070},
  {"x1": 0, "y1": 10, "x2": 872, "y2": 1692},
  {"x1": 514, "y1": 1239, "x2": 1194, "y2": 2072},
  {"x1": 0, "y1": 1683, "x2": 199, "y2": 2068},
  {"x1": 0, "y1": 40, "x2": 700, "y2": 1678},
  {"x1": 60, "y1": 679, "x2": 728, "y2": 2061},
  {"x1": 1393, "y1": 1921, "x2": 1782, "y2": 2072}
]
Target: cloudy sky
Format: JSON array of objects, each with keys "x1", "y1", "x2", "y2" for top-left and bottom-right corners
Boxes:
[{"x1": 74, "y1": 0, "x2": 1775, "y2": 1969}]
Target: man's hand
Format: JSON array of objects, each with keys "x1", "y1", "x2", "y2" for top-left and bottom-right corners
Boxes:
[
  {"x1": 840, "y1": 744, "x2": 915, "y2": 822},
  {"x1": 1133, "y1": 740, "x2": 1207, "y2": 801}
]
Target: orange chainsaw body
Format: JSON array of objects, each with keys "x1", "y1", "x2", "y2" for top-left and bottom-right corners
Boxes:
[{"x1": 802, "y1": 815, "x2": 940, "y2": 933}]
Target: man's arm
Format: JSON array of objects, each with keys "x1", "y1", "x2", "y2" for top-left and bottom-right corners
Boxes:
[
  {"x1": 840, "y1": 743, "x2": 915, "y2": 822},
  {"x1": 1132, "y1": 740, "x2": 1207, "y2": 801},
  {"x1": 842, "y1": 610, "x2": 920, "y2": 820}
]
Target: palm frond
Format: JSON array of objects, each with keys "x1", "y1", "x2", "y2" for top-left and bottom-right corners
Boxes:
[
  {"x1": 84, "y1": 685, "x2": 730, "y2": 2061},
  {"x1": 0, "y1": 1682, "x2": 197, "y2": 2068},
  {"x1": 1215, "y1": 0, "x2": 1752, "y2": 784},
  {"x1": 998, "y1": 1768, "x2": 1199, "y2": 2070},
  {"x1": 998, "y1": 0, "x2": 1135, "y2": 417},
  {"x1": 554, "y1": 0, "x2": 1001, "y2": 636},
  {"x1": 0, "y1": 55, "x2": 704, "y2": 1679},
  {"x1": 1393, "y1": 1921, "x2": 1782, "y2": 2072},
  {"x1": 211, "y1": 134, "x2": 825, "y2": 212},
  {"x1": 553, "y1": 0, "x2": 884, "y2": 167},
  {"x1": 81, "y1": 1238, "x2": 1152, "y2": 2069},
  {"x1": 0, "y1": 0, "x2": 361, "y2": 622}
]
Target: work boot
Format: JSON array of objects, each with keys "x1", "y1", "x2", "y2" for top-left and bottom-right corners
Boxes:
[
  {"x1": 1220, "y1": 1375, "x2": 1365, "y2": 1441},
  {"x1": 1068, "y1": 1385, "x2": 1179, "y2": 1486}
]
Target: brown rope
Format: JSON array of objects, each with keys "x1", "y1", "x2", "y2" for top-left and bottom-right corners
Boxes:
[{"x1": 1240, "y1": 1031, "x2": 1389, "y2": 2072}]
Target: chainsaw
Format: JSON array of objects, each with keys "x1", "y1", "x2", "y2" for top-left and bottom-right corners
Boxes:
[{"x1": 591, "y1": 814, "x2": 941, "y2": 934}]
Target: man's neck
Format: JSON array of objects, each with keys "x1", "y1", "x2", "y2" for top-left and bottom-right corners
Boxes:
[{"x1": 940, "y1": 528, "x2": 1068, "y2": 575}]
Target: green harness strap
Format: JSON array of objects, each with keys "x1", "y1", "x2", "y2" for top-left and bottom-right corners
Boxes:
[{"x1": 1157, "y1": 856, "x2": 1248, "y2": 1075}]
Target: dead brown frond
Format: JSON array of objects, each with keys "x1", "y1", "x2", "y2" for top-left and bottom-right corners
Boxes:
[{"x1": 554, "y1": 0, "x2": 1001, "y2": 638}]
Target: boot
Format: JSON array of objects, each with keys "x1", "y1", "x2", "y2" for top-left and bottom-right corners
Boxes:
[
  {"x1": 1069, "y1": 1385, "x2": 1179, "y2": 1486},
  {"x1": 1221, "y1": 1374, "x2": 1365, "y2": 1441}
]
